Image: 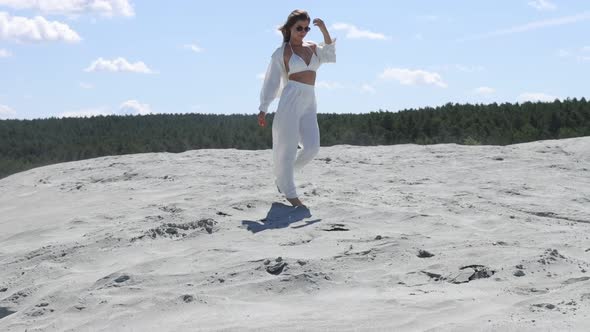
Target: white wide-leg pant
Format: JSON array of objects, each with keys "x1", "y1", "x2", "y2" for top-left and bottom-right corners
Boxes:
[{"x1": 272, "y1": 80, "x2": 320, "y2": 199}]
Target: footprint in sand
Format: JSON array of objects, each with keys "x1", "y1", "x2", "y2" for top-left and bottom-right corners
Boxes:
[
  {"x1": 25, "y1": 302, "x2": 54, "y2": 317},
  {"x1": 181, "y1": 295, "x2": 194, "y2": 303},
  {"x1": 323, "y1": 224, "x2": 349, "y2": 232},
  {"x1": 114, "y1": 275, "x2": 130, "y2": 283},
  {"x1": 421, "y1": 264, "x2": 495, "y2": 284},
  {"x1": 265, "y1": 257, "x2": 288, "y2": 275}
]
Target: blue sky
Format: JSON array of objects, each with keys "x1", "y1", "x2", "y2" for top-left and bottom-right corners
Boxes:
[{"x1": 0, "y1": 0, "x2": 589, "y2": 120}]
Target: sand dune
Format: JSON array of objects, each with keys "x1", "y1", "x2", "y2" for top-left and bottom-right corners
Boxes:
[{"x1": 1, "y1": 137, "x2": 589, "y2": 331}]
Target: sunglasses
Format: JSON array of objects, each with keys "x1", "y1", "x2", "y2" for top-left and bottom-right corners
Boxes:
[{"x1": 295, "y1": 26, "x2": 311, "y2": 32}]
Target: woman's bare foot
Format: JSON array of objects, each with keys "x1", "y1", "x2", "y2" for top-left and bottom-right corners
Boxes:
[{"x1": 286, "y1": 197, "x2": 306, "y2": 207}]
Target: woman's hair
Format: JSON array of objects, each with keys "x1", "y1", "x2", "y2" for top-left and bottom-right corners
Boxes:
[{"x1": 278, "y1": 9, "x2": 310, "y2": 42}]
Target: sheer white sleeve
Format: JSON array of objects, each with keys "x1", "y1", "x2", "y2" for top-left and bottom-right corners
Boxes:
[
  {"x1": 258, "y1": 53, "x2": 283, "y2": 114},
  {"x1": 316, "y1": 38, "x2": 336, "y2": 64}
]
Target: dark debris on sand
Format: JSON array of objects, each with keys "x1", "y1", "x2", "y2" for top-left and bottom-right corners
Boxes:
[
  {"x1": 131, "y1": 218, "x2": 217, "y2": 241},
  {"x1": 417, "y1": 250, "x2": 435, "y2": 258},
  {"x1": 422, "y1": 264, "x2": 495, "y2": 284}
]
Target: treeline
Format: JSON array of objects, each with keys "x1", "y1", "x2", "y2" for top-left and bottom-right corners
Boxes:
[{"x1": 1, "y1": 98, "x2": 589, "y2": 179}]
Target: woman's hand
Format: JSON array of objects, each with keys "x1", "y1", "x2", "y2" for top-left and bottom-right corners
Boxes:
[
  {"x1": 313, "y1": 18, "x2": 327, "y2": 32},
  {"x1": 313, "y1": 18, "x2": 332, "y2": 44},
  {"x1": 258, "y1": 111, "x2": 267, "y2": 127}
]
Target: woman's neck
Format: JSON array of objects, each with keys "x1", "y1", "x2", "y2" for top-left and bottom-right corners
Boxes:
[{"x1": 289, "y1": 40, "x2": 303, "y2": 47}]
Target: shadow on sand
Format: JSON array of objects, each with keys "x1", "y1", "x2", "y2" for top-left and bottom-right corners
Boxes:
[
  {"x1": 241, "y1": 202, "x2": 321, "y2": 233},
  {"x1": 0, "y1": 306, "x2": 16, "y2": 320}
]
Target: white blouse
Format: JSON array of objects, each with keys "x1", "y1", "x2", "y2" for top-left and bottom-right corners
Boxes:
[{"x1": 258, "y1": 40, "x2": 336, "y2": 114}]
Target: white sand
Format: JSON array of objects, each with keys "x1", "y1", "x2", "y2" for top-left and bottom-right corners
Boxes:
[{"x1": 1, "y1": 137, "x2": 589, "y2": 331}]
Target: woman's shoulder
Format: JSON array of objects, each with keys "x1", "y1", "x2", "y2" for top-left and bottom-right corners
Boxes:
[
  {"x1": 304, "y1": 41, "x2": 318, "y2": 51},
  {"x1": 271, "y1": 42, "x2": 288, "y2": 57}
]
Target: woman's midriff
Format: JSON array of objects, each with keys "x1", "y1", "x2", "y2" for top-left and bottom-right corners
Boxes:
[{"x1": 288, "y1": 71, "x2": 316, "y2": 86}]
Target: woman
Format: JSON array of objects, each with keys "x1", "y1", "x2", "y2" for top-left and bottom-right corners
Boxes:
[{"x1": 258, "y1": 9, "x2": 336, "y2": 208}]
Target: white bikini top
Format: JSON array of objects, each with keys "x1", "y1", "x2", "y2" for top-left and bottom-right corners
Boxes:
[{"x1": 287, "y1": 42, "x2": 320, "y2": 75}]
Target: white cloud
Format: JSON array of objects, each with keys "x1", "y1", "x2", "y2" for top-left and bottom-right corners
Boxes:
[
  {"x1": 256, "y1": 72, "x2": 265, "y2": 80},
  {"x1": 474, "y1": 86, "x2": 495, "y2": 95},
  {"x1": 0, "y1": 104, "x2": 16, "y2": 118},
  {"x1": 361, "y1": 83, "x2": 376, "y2": 94},
  {"x1": 331, "y1": 23, "x2": 390, "y2": 40},
  {"x1": 0, "y1": 48, "x2": 11, "y2": 57},
  {"x1": 316, "y1": 81, "x2": 344, "y2": 90},
  {"x1": 519, "y1": 92, "x2": 558, "y2": 102},
  {"x1": 379, "y1": 67, "x2": 447, "y2": 88},
  {"x1": 59, "y1": 107, "x2": 111, "y2": 118},
  {"x1": 79, "y1": 82, "x2": 94, "y2": 89},
  {"x1": 183, "y1": 43, "x2": 203, "y2": 53},
  {"x1": 458, "y1": 12, "x2": 590, "y2": 42},
  {"x1": 58, "y1": 100, "x2": 152, "y2": 118},
  {"x1": 528, "y1": 0, "x2": 557, "y2": 11},
  {"x1": 0, "y1": 0, "x2": 135, "y2": 17},
  {"x1": 85, "y1": 57, "x2": 154, "y2": 73},
  {"x1": 0, "y1": 11, "x2": 81, "y2": 43},
  {"x1": 118, "y1": 99, "x2": 152, "y2": 115}
]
